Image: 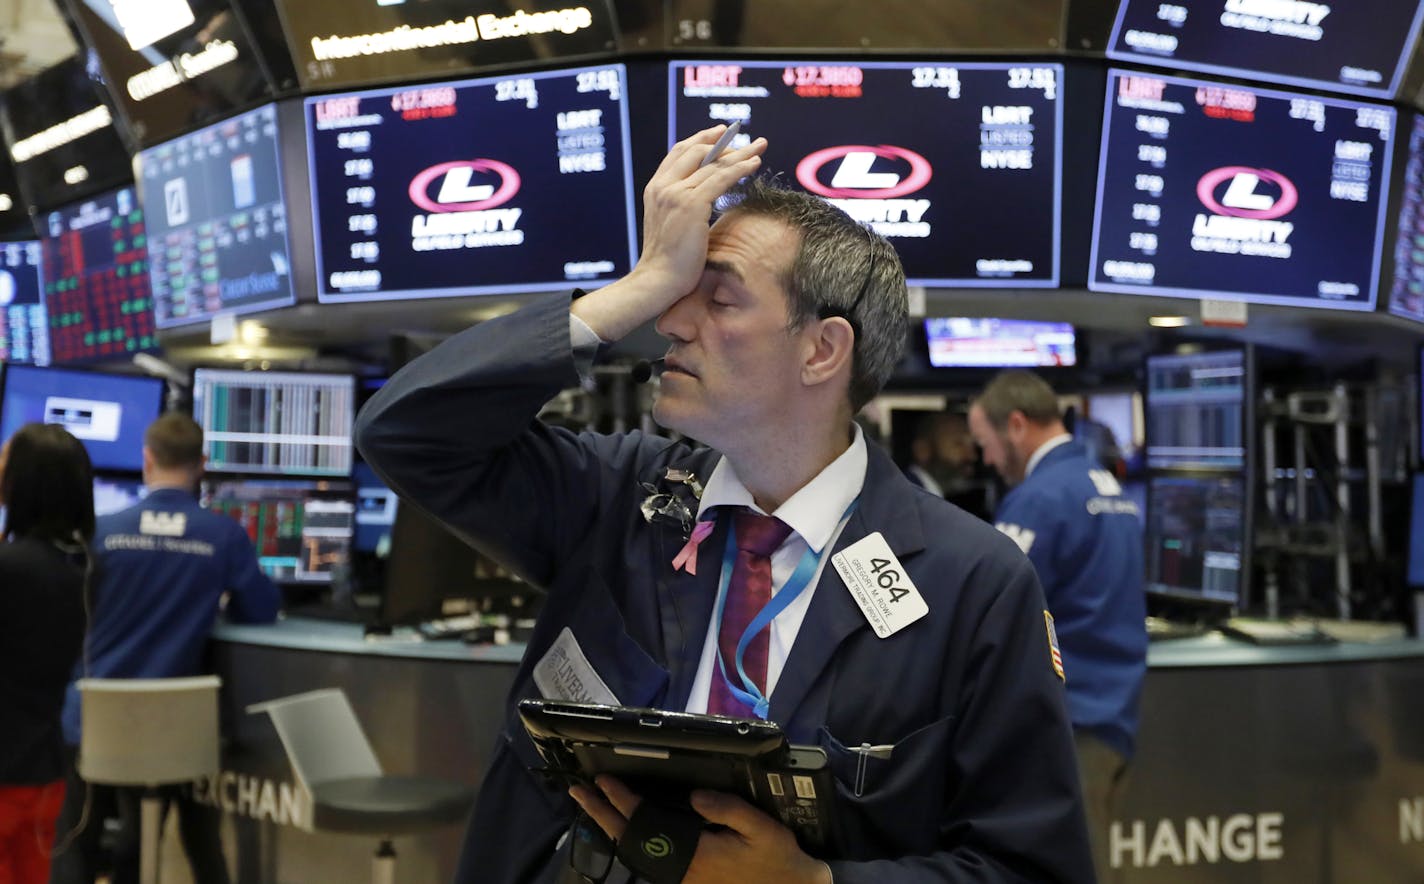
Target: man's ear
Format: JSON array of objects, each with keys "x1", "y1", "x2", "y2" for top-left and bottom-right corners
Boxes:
[{"x1": 802, "y1": 316, "x2": 855, "y2": 388}]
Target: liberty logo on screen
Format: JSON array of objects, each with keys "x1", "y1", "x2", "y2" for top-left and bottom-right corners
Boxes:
[
  {"x1": 1190, "y1": 166, "x2": 1296, "y2": 259},
  {"x1": 795, "y1": 146, "x2": 933, "y2": 238},
  {"x1": 1196, "y1": 167, "x2": 1297, "y2": 220},
  {"x1": 408, "y1": 159, "x2": 526, "y2": 253},
  {"x1": 408, "y1": 160, "x2": 521, "y2": 213}
]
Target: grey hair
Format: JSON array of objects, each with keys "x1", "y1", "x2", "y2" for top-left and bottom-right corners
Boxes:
[
  {"x1": 716, "y1": 175, "x2": 908, "y2": 411},
  {"x1": 974, "y1": 370, "x2": 1063, "y2": 429}
]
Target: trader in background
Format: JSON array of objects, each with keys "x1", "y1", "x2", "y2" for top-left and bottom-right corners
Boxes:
[
  {"x1": 968, "y1": 369, "x2": 1148, "y2": 880},
  {"x1": 51, "y1": 413, "x2": 280, "y2": 884},
  {"x1": 357, "y1": 126, "x2": 1093, "y2": 883}
]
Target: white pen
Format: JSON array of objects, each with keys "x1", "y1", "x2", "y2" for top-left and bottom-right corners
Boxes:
[{"x1": 699, "y1": 120, "x2": 742, "y2": 168}]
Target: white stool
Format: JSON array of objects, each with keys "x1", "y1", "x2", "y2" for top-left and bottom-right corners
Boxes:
[{"x1": 77, "y1": 675, "x2": 222, "y2": 884}]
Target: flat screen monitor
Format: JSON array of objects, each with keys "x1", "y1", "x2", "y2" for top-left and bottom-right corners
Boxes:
[
  {"x1": 1145, "y1": 473, "x2": 1245, "y2": 606},
  {"x1": 1105, "y1": 0, "x2": 1424, "y2": 99},
  {"x1": 274, "y1": 0, "x2": 618, "y2": 91},
  {"x1": 41, "y1": 186, "x2": 159, "y2": 364},
  {"x1": 94, "y1": 475, "x2": 147, "y2": 516},
  {"x1": 305, "y1": 63, "x2": 636, "y2": 302},
  {"x1": 670, "y1": 60, "x2": 1063, "y2": 287},
  {"x1": 0, "y1": 242, "x2": 51, "y2": 365},
  {"x1": 380, "y1": 493, "x2": 482, "y2": 626},
  {"x1": 1145, "y1": 348, "x2": 1249, "y2": 471},
  {"x1": 1089, "y1": 70, "x2": 1394, "y2": 311},
  {"x1": 64, "y1": 0, "x2": 276, "y2": 146},
  {"x1": 0, "y1": 364, "x2": 165, "y2": 472},
  {"x1": 352, "y1": 460, "x2": 396, "y2": 554},
  {"x1": 0, "y1": 54, "x2": 133, "y2": 211},
  {"x1": 924, "y1": 317, "x2": 1075, "y2": 367},
  {"x1": 663, "y1": 0, "x2": 1063, "y2": 51},
  {"x1": 191, "y1": 368, "x2": 355, "y2": 477},
  {"x1": 1084, "y1": 391, "x2": 1141, "y2": 460},
  {"x1": 202, "y1": 478, "x2": 354, "y2": 584},
  {"x1": 1409, "y1": 474, "x2": 1424, "y2": 587},
  {"x1": 137, "y1": 104, "x2": 296, "y2": 328},
  {"x1": 1390, "y1": 115, "x2": 1424, "y2": 323}
]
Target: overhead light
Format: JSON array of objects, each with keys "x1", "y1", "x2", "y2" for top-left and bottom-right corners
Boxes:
[
  {"x1": 1148, "y1": 315, "x2": 1190, "y2": 328},
  {"x1": 239, "y1": 321, "x2": 269, "y2": 344}
]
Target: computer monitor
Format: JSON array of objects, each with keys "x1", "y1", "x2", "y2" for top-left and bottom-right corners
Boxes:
[
  {"x1": 191, "y1": 368, "x2": 355, "y2": 478},
  {"x1": 1085, "y1": 391, "x2": 1142, "y2": 464},
  {"x1": 1145, "y1": 348, "x2": 1251, "y2": 471},
  {"x1": 0, "y1": 364, "x2": 165, "y2": 472},
  {"x1": 202, "y1": 478, "x2": 354, "y2": 585},
  {"x1": 93, "y1": 475, "x2": 147, "y2": 517},
  {"x1": 352, "y1": 461, "x2": 396, "y2": 555},
  {"x1": 924, "y1": 317, "x2": 1076, "y2": 368},
  {"x1": 1409, "y1": 475, "x2": 1424, "y2": 588},
  {"x1": 1145, "y1": 473, "x2": 1246, "y2": 607},
  {"x1": 378, "y1": 497, "x2": 483, "y2": 627},
  {"x1": 0, "y1": 241, "x2": 50, "y2": 365}
]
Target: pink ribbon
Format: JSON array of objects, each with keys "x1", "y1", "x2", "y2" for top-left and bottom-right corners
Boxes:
[{"x1": 671, "y1": 520, "x2": 715, "y2": 575}]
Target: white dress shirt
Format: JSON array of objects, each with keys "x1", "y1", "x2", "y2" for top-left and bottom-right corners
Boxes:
[{"x1": 684, "y1": 424, "x2": 867, "y2": 713}]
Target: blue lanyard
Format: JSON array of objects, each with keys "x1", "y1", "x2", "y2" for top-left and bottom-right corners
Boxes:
[{"x1": 711, "y1": 498, "x2": 859, "y2": 719}]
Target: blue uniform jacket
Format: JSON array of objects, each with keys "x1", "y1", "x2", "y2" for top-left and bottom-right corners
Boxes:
[
  {"x1": 993, "y1": 442, "x2": 1147, "y2": 758},
  {"x1": 62, "y1": 487, "x2": 281, "y2": 744},
  {"x1": 355, "y1": 294, "x2": 1095, "y2": 884}
]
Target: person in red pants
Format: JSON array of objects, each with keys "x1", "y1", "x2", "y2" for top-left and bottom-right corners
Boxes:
[{"x1": 0, "y1": 424, "x2": 93, "y2": 884}]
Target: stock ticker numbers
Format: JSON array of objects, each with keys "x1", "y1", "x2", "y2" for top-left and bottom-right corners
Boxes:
[{"x1": 42, "y1": 188, "x2": 157, "y2": 364}]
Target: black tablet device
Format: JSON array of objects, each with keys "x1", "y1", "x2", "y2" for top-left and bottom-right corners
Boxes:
[{"x1": 518, "y1": 699, "x2": 837, "y2": 853}]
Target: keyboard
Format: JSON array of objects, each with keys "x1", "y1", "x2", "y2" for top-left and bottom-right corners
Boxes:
[
  {"x1": 1144, "y1": 617, "x2": 1209, "y2": 642},
  {"x1": 1218, "y1": 618, "x2": 1336, "y2": 647}
]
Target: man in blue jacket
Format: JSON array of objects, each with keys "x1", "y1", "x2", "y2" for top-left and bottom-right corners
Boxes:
[
  {"x1": 357, "y1": 127, "x2": 1094, "y2": 883},
  {"x1": 51, "y1": 413, "x2": 280, "y2": 884},
  {"x1": 968, "y1": 370, "x2": 1148, "y2": 881}
]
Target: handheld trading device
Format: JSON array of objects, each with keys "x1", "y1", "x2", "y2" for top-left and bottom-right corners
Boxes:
[{"x1": 518, "y1": 699, "x2": 837, "y2": 858}]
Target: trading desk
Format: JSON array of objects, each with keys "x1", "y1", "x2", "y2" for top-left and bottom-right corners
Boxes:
[{"x1": 211, "y1": 620, "x2": 1424, "y2": 883}]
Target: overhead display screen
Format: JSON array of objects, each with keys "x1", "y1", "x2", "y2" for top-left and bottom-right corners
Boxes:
[
  {"x1": 64, "y1": 0, "x2": 275, "y2": 146},
  {"x1": 1089, "y1": 70, "x2": 1394, "y2": 311},
  {"x1": 665, "y1": 0, "x2": 1064, "y2": 51},
  {"x1": 0, "y1": 242, "x2": 50, "y2": 365},
  {"x1": 137, "y1": 104, "x2": 295, "y2": 328},
  {"x1": 275, "y1": 0, "x2": 617, "y2": 91},
  {"x1": 306, "y1": 64, "x2": 635, "y2": 302},
  {"x1": 0, "y1": 54, "x2": 133, "y2": 212},
  {"x1": 670, "y1": 61, "x2": 1063, "y2": 287},
  {"x1": 1389, "y1": 115, "x2": 1424, "y2": 323},
  {"x1": 1106, "y1": 0, "x2": 1424, "y2": 99},
  {"x1": 925, "y1": 317, "x2": 1076, "y2": 367},
  {"x1": 41, "y1": 186, "x2": 158, "y2": 364}
]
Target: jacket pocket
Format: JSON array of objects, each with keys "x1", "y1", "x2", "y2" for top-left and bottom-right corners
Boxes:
[{"x1": 817, "y1": 715, "x2": 956, "y2": 860}]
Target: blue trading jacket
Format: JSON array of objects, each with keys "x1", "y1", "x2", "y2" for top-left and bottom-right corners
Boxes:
[
  {"x1": 994, "y1": 441, "x2": 1148, "y2": 758},
  {"x1": 62, "y1": 487, "x2": 280, "y2": 744}
]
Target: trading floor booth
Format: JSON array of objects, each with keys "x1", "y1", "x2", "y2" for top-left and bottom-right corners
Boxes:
[{"x1": 208, "y1": 620, "x2": 1424, "y2": 884}]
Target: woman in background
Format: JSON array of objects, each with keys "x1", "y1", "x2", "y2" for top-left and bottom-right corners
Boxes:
[{"x1": 0, "y1": 423, "x2": 94, "y2": 884}]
